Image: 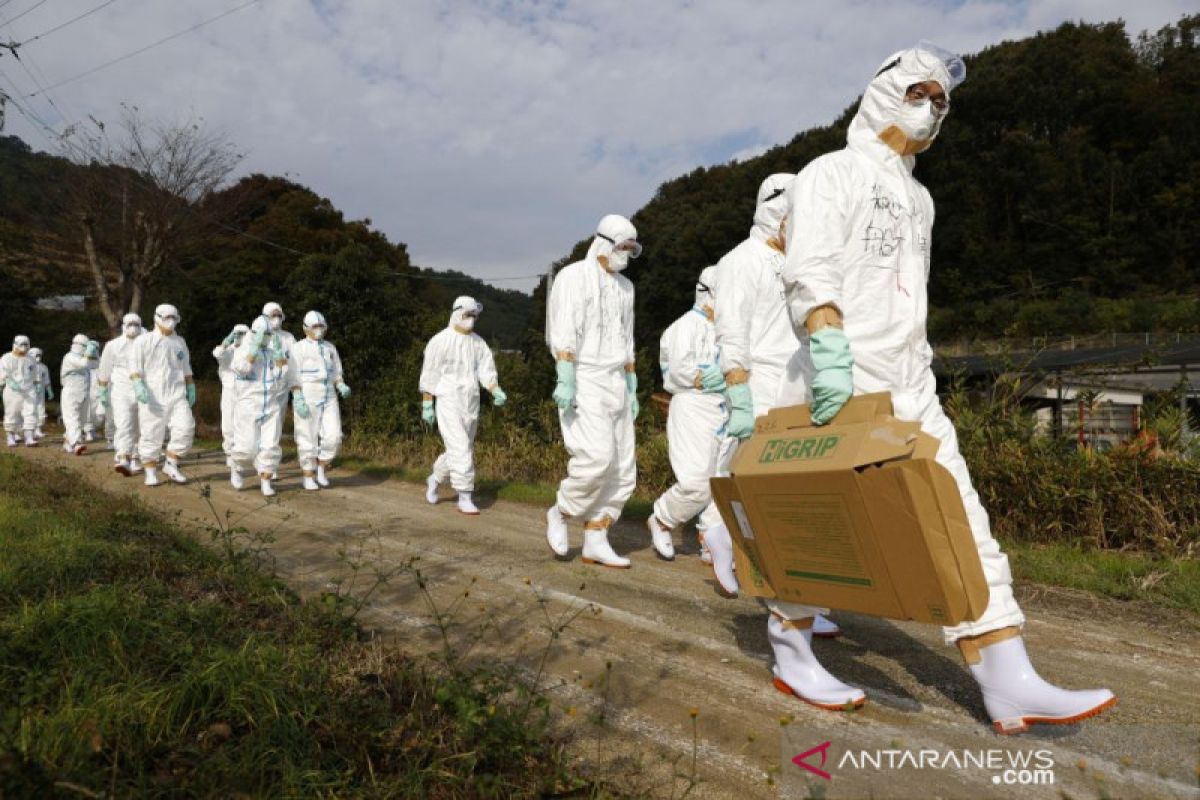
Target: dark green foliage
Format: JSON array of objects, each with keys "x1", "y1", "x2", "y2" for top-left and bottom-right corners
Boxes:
[{"x1": 0, "y1": 456, "x2": 595, "y2": 798}]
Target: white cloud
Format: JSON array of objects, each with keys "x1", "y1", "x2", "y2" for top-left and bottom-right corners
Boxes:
[{"x1": 0, "y1": 0, "x2": 1191, "y2": 292}]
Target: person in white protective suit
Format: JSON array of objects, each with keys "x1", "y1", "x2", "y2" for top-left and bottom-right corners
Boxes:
[
  {"x1": 293, "y1": 311, "x2": 352, "y2": 492},
  {"x1": 261, "y1": 302, "x2": 296, "y2": 479},
  {"x1": 544, "y1": 214, "x2": 644, "y2": 568},
  {"x1": 212, "y1": 323, "x2": 250, "y2": 468},
  {"x1": 698, "y1": 174, "x2": 841, "y2": 636},
  {"x1": 83, "y1": 339, "x2": 104, "y2": 443},
  {"x1": 1, "y1": 335, "x2": 39, "y2": 448},
  {"x1": 29, "y1": 348, "x2": 52, "y2": 441},
  {"x1": 99, "y1": 313, "x2": 146, "y2": 476},
  {"x1": 420, "y1": 297, "x2": 506, "y2": 515},
  {"x1": 130, "y1": 304, "x2": 196, "y2": 487},
  {"x1": 59, "y1": 334, "x2": 93, "y2": 455},
  {"x1": 767, "y1": 43, "x2": 1116, "y2": 732},
  {"x1": 646, "y1": 268, "x2": 730, "y2": 562},
  {"x1": 230, "y1": 315, "x2": 304, "y2": 497}
]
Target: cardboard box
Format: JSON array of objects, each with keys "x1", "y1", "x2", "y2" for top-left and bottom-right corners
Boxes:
[{"x1": 710, "y1": 393, "x2": 989, "y2": 626}]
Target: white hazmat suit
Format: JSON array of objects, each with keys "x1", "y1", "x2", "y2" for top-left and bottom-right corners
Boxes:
[
  {"x1": 230, "y1": 315, "x2": 294, "y2": 496},
  {"x1": 1, "y1": 336, "x2": 38, "y2": 446},
  {"x1": 60, "y1": 335, "x2": 92, "y2": 454},
  {"x1": 99, "y1": 314, "x2": 145, "y2": 474},
  {"x1": 29, "y1": 348, "x2": 51, "y2": 440},
  {"x1": 131, "y1": 304, "x2": 195, "y2": 485},
  {"x1": 420, "y1": 297, "x2": 501, "y2": 515},
  {"x1": 293, "y1": 311, "x2": 350, "y2": 491},
  {"x1": 213, "y1": 323, "x2": 250, "y2": 467},
  {"x1": 649, "y1": 268, "x2": 733, "y2": 560},
  {"x1": 545, "y1": 214, "x2": 641, "y2": 568},
  {"x1": 767, "y1": 43, "x2": 1114, "y2": 732},
  {"x1": 84, "y1": 342, "x2": 104, "y2": 442}
]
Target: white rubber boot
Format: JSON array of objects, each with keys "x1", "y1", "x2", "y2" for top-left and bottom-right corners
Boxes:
[
  {"x1": 144, "y1": 466, "x2": 161, "y2": 487},
  {"x1": 84, "y1": 430, "x2": 96, "y2": 443},
  {"x1": 230, "y1": 467, "x2": 245, "y2": 490},
  {"x1": 768, "y1": 615, "x2": 866, "y2": 710},
  {"x1": 965, "y1": 631, "x2": 1116, "y2": 735},
  {"x1": 25, "y1": 432, "x2": 38, "y2": 447},
  {"x1": 303, "y1": 474, "x2": 320, "y2": 492},
  {"x1": 581, "y1": 528, "x2": 631, "y2": 569},
  {"x1": 72, "y1": 443, "x2": 87, "y2": 455},
  {"x1": 260, "y1": 477, "x2": 276, "y2": 498},
  {"x1": 457, "y1": 492, "x2": 480, "y2": 515},
  {"x1": 813, "y1": 614, "x2": 842, "y2": 639},
  {"x1": 316, "y1": 465, "x2": 330, "y2": 488},
  {"x1": 162, "y1": 460, "x2": 188, "y2": 484},
  {"x1": 34, "y1": 428, "x2": 44, "y2": 440},
  {"x1": 114, "y1": 458, "x2": 131, "y2": 476},
  {"x1": 700, "y1": 523, "x2": 739, "y2": 597},
  {"x1": 698, "y1": 537, "x2": 713, "y2": 565},
  {"x1": 425, "y1": 475, "x2": 440, "y2": 505},
  {"x1": 129, "y1": 457, "x2": 143, "y2": 475},
  {"x1": 5, "y1": 433, "x2": 17, "y2": 447},
  {"x1": 646, "y1": 516, "x2": 676, "y2": 560},
  {"x1": 225, "y1": 455, "x2": 234, "y2": 469},
  {"x1": 545, "y1": 506, "x2": 570, "y2": 557}
]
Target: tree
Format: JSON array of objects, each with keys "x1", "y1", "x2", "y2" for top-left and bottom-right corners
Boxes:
[{"x1": 66, "y1": 105, "x2": 241, "y2": 334}]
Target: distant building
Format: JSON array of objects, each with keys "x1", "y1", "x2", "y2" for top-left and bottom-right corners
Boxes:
[
  {"x1": 35, "y1": 295, "x2": 87, "y2": 312},
  {"x1": 935, "y1": 334, "x2": 1200, "y2": 449}
]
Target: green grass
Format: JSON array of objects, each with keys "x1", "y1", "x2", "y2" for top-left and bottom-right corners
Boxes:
[
  {"x1": 1003, "y1": 539, "x2": 1200, "y2": 614},
  {"x1": 0, "y1": 454, "x2": 612, "y2": 798}
]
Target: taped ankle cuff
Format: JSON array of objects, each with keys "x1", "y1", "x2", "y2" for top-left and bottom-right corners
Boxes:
[
  {"x1": 770, "y1": 612, "x2": 814, "y2": 631},
  {"x1": 956, "y1": 625, "x2": 1021, "y2": 665}
]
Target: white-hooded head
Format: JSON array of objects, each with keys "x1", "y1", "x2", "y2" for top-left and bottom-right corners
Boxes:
[
  {"x1": 12, "y1": 335, "x2": 30, "y2": 355},
  {"x1": 154, "y1": 304, "x2": 181, "y2": 334},
  {"x1": 695, "y1": 266, "x2": 717, "y2": 317},
  {"x1": 752, "y1": 173, "x2": 794, "y2": 243},
  {"x1": 586, "y1": 214, "x2": 641, "y2": 273},
  {"x1": 70, "y1": 333, "x2": 88, "y2": 355},
  {"x1": 450, "y1": 296, "x2": 482, "y2": 332},
  {"x1": 29, "y1": 347, "x2": 42, "y2": 363},
  {"x1": 848, "y1": 41, "x2": 966, "y2": 165},
  {"x1": 303, "y1": 310, "x2": 327, "y2": 340},
  {"x1": 232, "y1": 323, "x2": 250, "y2": 347},
  {"x1": 122, "y1": 312, "x2": 143, "y2": 339},
  {"x1": 262, "y1": 302, "x2": 285, "y2": 332}
]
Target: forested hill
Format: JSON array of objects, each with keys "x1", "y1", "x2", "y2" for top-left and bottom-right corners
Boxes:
[
  {"x1": 528, "y1": 16, "x2": 1200, "y2": 355},
  {"x1": 0, "y1": 139, "x2": 532, "y2": 354}
]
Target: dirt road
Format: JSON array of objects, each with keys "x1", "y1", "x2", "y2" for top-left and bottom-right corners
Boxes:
[{"x1": 14, "y1": 442, "x2": 1200, "y2": 799}]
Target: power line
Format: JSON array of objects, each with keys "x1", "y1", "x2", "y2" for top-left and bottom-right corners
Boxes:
[
  {"x1": 4, "y1": 0, "x2": 48, "y2": 26},
  {"x1": 16, "y1": 0, "x2": 118, "y2": 46},
  {"x1": 29, "y1": 0, "x2": 262, "y2": 96}
]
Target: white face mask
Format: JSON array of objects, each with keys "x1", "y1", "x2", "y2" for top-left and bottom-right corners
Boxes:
[
  {"x1": 606, "y1": 250, "x2": 631, "y2": 272},
  {"x1": 124, "y1": 325, "x2": 140, "y2": 338},
  {"x1": 893, "y1": 99, "x2": 942, "y2": 141},
  {"x1": 309, "y1": 327, "x2": 325, "y2": 340},
  {"x1": 458, "y1": 316, "x2": 476, "y2": 331},
  {"x1": 157, "y1": 318, "x2": 177, "y2": 332},
  {"x1": 269, "y1": 315, "x2": 283, "y2": 331}
]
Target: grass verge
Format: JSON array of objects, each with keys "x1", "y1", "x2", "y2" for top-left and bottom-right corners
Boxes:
[{"x1": 0, "y1": 454, "x2": 611, "y2": 797}]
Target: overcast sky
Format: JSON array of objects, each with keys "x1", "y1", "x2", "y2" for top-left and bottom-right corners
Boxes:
[{"x1": 0, "y1": 0, "x2": 1192, "y2": 292}]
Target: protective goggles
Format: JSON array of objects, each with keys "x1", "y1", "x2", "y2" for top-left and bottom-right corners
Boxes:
[
  {"x1": 596, "y1": 233, "x2": 643, "y2": 259},
  {"x1": 453, "y1": 302, "x2": 484, "y2": 317},
  {"x1": 156, "y1": 314, "x2": 180, "y2": 325}
]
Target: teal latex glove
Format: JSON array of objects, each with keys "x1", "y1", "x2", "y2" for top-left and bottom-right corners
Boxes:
[
  {"x1": 292, "y1": 389, "x2": 310, "y2": 419},
  {"x1": 222, "y1": 330, "x2": 238, "y2": 347},
  {"x1": 336, "y1": 381, "x2": 351, "y2": 399},
  {"x1": 250, "y1": 328, "x2": 267, "y2": 351},
  {"x1": 46, "y1": 385, "x2": 54, "y2": 401},
  {"x1": 133, "y1": 378, "x2": 149, "y2": 404},
  {"x1": 624, "y1": 371, "x2": 639, "y2": 420},
  {"x1": 85, "y1": 342, "x2": 99, "y2": 359},
  {"x1": 492, "y1": 386, "x2": 507, "y2": 407},
  {"x1": 271, "y1": 338, "x2": 287, "y2": 366},
  {"x1": 185, "y1": 383, "x2": 196, "y2": 408},
  {"x1": 99, "y1": 385, "x2": 109, "y2": 406},
  {"x1": 726, "y1": 382, "x2": 755, "y2": 439},
  {"x1": 809, "y1": 328, "x2": 855, "y2": 426},
  {"x1": 422, "y1": 399, "x2": 436, "y2": 426},
  {"x1": 699, "y1": 363, "x2": 726, "y2": 393},
  {"x1": 552, "y1": 360, "x2": 576, "y2": 411},
  {"x1": 6, "y1": 378, "x2": 20, "y2": 392}
]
